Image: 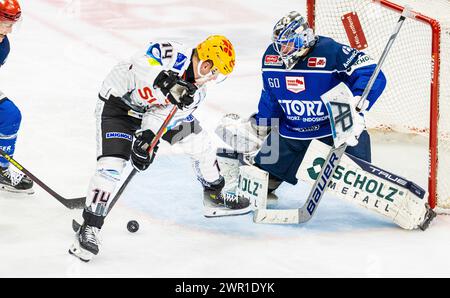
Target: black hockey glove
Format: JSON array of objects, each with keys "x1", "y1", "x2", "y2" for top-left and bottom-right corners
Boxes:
[
  {"x1": 153, "y1": 70, "x2": 198, "y2": 109},
  {"x1": 131, "y1": 130, "x2": 160, "y2": 171}
]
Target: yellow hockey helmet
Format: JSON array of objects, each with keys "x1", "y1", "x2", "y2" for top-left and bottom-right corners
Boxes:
[{"x1": 196, "y1": 35, "x2": 236, "y2": 76}]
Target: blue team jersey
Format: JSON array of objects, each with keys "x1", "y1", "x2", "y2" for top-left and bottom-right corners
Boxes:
[
  {"x1": 0, "y1": 36, "x2": 10, "y2": 67},
  {"x1": 254, "y1": 36, "x2": 387, "y2": 140}
]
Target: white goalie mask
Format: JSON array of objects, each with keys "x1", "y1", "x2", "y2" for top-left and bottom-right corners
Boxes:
[{"x1": 272, "y1": 11, "x2": 317, "y2": 70}]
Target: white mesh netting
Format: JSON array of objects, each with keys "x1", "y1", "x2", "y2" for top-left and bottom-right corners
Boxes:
[{"x1": 308, "y1": 0, "x2": 450, "y2": 208}]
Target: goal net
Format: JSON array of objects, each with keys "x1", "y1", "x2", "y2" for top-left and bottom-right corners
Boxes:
[{"x1": 307, "y1": 0, "x2": 450, "y2": 209}]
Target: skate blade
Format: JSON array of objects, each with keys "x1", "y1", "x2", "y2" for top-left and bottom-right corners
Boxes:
[
  {"x1": 203, "y1": 205, "x2": 253, "y2": 218},
  {"x1": 0, "y1": 185, "x2": 34, "y2": 195},
  {"x1": 68, "y1": 242, "x2": 95, "y2": 262}
]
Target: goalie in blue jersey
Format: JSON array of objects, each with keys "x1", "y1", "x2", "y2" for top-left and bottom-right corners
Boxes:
[
  {"x1": 218, "y1": 11, "x2": 386, "y2": 194},
  {"x1": 216, "y1": 11, "x2": 435, "y2": 230},
  {"x1": 252, "y1": 11, "x2": 387, "y2": 191}
]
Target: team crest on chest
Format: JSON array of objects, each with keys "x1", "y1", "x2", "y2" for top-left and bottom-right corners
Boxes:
[{"x1": 285, "y1": 76, "x2": 306, "y2": 93}]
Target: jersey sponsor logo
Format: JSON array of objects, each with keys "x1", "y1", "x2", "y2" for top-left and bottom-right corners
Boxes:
[
  {"x1": 307, "y1": 57, "x2": 327, "y2": 68},
  {"x1": 305, "y1": 156, "x2": 401, "y2": 213},
  {"x1": 173, "y1": 52, "x2": 187, "y2": 71},
  {"x1": 264, "y1": 55, "x2": 283, "y2": 66},
  {"x1": 138, "y1": 87, "x2": 157, "y2": 104},
  {"x1": 105, "y1": 132, "x2": 133, "y2": 142},
  {"x1": 342, "y1": 49, "x2": 359, "y2": 69},
  {"x1": 278, "y1": 100, "x2": 325, "y2": 118},
  {"x1": 351, "y1": 54, "x2": 373, "y2": 69},
  {"x1": 184, "y1": 114, "x2": 195, "y2": 122},
  {"x1": 285, "y1": 76, "x2": 305, "y2": 93},
  {"x1": 286, "y1": 124, "x2": 321, "y2": 133}
]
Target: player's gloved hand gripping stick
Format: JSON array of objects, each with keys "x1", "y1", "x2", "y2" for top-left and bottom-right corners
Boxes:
[{"x1": 253, "y1": 5, "x2": 415, "y2": 224}]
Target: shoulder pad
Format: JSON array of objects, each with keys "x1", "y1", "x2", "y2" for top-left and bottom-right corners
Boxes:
[{"x1": 145, "y1": 41, "x2": 192, "y2": 74}]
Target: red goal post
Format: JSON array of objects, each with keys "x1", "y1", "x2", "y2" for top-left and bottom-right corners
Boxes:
[{"x1": 306, "y1": 0, "x2": 450, "y2": 210}]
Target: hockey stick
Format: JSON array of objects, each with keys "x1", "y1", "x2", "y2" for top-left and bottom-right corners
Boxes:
[
  {"x1": 72, "y1": 105, "x2": 179, "y2": 231},
  {"x1": 0, "y1": 149, "x2": 86, "y2": 209},
  {"x1": 254, "y1": 5, "x2": 414, "y2": 224}
]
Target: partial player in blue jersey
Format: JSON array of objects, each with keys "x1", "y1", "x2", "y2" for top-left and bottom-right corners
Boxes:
[
  {"x1": 216, "y1": 11, "x2": 386, "y2": 193},
  {"x1": 0, "y1": 0, "x2": 33, "y2": 194}
]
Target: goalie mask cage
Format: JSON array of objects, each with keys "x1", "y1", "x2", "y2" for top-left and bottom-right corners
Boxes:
[{"x1": 306, "y1": 0, "x2": 450, "y2": 210}]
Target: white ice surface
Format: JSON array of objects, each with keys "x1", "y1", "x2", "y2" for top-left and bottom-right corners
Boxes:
[{"x1": 0, "y1": 0, "x2": 449, "y2": 277}]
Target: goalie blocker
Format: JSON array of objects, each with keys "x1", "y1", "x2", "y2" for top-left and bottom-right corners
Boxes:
[{"x1": 249, "y1": 139, "x2": 435, "y2": 230}]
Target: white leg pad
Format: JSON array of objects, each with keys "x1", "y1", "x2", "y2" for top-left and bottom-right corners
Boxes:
[
  {"x1": 237, "y1": 165, "x2": 269, "y2": 210},
  {"x1": 297, "y1": 140, "x2": 430, "y2": 230}
]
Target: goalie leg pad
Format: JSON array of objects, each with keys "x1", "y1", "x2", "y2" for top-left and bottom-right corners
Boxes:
[
  {"x1": 237, "y1": 165, "x2": 269, "y2": 210},
  {"x1": 297, "y1": 140, "x2": 433, "y2": 230}
]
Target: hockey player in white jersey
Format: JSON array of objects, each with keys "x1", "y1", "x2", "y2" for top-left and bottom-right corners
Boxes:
[{"x1": 69, "y1": 35, "x2": 250, "y2": 262}]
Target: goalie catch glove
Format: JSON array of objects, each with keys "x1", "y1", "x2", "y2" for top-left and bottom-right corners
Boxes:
[
  {"x1": 345, "y1": 96, "x2": 368, "y2": 147},
  {"x1": 215, "y1": 113, "x2": 271, "y2": 154},
  {"x1": 131, "y1": 130, "x2": 160, "y2": 171},
  {"x1": 153, "y1": 70, "x2": 198, "y2": 109}
]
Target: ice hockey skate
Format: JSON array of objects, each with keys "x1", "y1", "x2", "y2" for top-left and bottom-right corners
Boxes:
[
  {"x1": 68, "y1": 222, "x2": 101, "y2": 262},
  {"x1": 201, "y1": 177, "x2": 252, "y2": 217},
  {"x1": 203, "y1": 191, "x2": 253, "y2": 218},
  {"x1": 202, "y1": 177, "x2": 252, "y2": 218},
  {"x1": 0, "y1": 166, "x2": 34, "y2": 195}
]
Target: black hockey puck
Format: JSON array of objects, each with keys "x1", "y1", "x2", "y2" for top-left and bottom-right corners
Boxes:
[{"x1": 127, "y1": 220, "x2": 139, "y2": 233}]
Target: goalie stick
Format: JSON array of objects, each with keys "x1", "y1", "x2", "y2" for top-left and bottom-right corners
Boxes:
[
  {"x1": 0, "y1": 149, "x2": 86, "y2": 209},
  {"x1": 72, "y1": 105, "x2": 179, "y2": 232},
  {"x1": 254, "y1": 5, "x2": 415, "y2": 224}
]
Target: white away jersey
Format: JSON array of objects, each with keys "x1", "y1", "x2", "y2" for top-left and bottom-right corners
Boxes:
[{"x1": 98, "y1": 41, "x2": 207, "y2": 131}]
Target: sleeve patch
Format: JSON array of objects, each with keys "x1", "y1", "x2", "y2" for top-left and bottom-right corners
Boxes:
[
  {"x1": 173, "y1": 52, "x2": 188, "y2": 71},
  {"x1": 146, "y1": 43, "x2": 163, "y2": 66}
]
